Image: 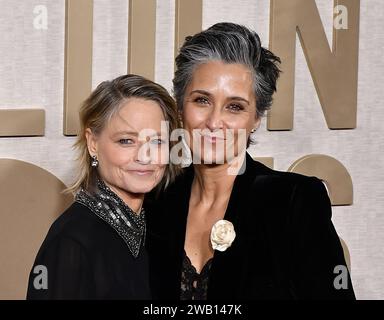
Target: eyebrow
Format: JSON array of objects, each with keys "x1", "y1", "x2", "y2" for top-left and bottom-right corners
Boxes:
[
  {"x1": 189, "y1": 89, "x2": 250, "y2": 105},
  {"x1": 112, "y1": 131, "x2": 138, "y2": 137},
  {"x1": 112, "y1": 131, "x2": 163, "y2": 137}
]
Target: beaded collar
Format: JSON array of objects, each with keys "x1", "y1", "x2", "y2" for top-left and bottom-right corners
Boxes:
[{"x1": 75, "y1": 179, "x2": 146, "y2": 258}]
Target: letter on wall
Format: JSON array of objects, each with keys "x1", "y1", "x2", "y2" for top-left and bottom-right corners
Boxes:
[
  {"x1": 269, "y1": 0, "x2": 360, "y2": 130},
  {"x1": 288, "y1": 154, "x2": 353, "y2": 205},
  {"x1": 252, "y1": 156, "x2": 274, "y2": 169},
  {"x1": 339, "y1": 237, "x2": 351, "y2": 271},
  {"x1": 175, "y1": 0, "x2": 203, "y2": 55},
  {"x1": 63, "y1": 0, "x2": 203, "y2": 135},
  {"x1": 0, "y1": 159, "x2": 73, "y2": 299},
  {"x1": 0, "y1": 109, "x2": 45, "y2": 137},
  {"x1": 64, "y1": 0, "x2": 93, "y2": 136},
  {"x1": 128, "y1": 0, "x2": 156, "y2": 80}
]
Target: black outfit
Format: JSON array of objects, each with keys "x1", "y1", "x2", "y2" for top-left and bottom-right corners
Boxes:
[
  {"x1": 27, "y1": 180, "x2": 150, "y2": 300},
  {"x1": 145, "y1": 153, "x2": 356, "y2": 300}
]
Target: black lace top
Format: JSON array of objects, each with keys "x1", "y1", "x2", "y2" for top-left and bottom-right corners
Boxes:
[{"x1": 180, "y1": 251, "x2": 213, "y2": 300}]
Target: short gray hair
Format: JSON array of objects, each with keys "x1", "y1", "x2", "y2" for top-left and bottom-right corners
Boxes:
[{"x1": 173, "y1": 22, "x2": 281, "y2": 117}]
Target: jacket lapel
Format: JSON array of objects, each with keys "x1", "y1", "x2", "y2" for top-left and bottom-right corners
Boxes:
[
  {"x1": 168, "y1": 153, "x2": 268, "y2": 299},
  {"x1": 167, "y1": 166, "x2": 194, "y2": 297},
  {"x1": 207, "y1": 153, "x2": 265, "y2": 298}
]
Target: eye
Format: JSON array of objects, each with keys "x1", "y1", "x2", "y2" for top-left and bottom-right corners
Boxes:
[
  {"x1": 194, "y1": 96, "x2": 210, "y2": 105},
  {"x1": 118, "y1": 138, "x2": 134, "y2": 145},
  {"x1": 150, "y1": 138, "x2": 166, "y2": 145},
  {"x1": 227, "y1": 103, "x2": 244, "y2": 112}
]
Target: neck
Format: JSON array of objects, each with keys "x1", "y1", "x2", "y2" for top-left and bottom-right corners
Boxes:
[
  {"x1": 104, "y1": 182, "x2": 144, "y2": 214},
  {"x1": 192, "y1": 153, "x2": 246, "y2": 206}
]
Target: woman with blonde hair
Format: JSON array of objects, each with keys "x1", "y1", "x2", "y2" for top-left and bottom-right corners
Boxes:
[{"x1": 27, "y1": 74, "x2": 179, "y2": 299}]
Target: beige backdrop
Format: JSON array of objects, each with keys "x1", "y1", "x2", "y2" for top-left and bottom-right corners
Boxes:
[{"x1": 0, "y1": 0, "x2": 383, "y2": 299}]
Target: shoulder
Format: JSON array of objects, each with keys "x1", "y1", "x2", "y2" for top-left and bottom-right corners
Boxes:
[
  {"x1": 47, "y1": 202, "x2": 100, "y2": 237},
  {"x1": 245, "y1": 155, "x2": 325, "y2": 197},
  {"x1": 243, "y1": 156, "x2": 331, "y2": 227},
  {"x1": 40, "y1": 201, "x2": 117, "y2": 251}
]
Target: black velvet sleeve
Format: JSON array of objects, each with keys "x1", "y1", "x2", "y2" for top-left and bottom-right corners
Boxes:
[
  {"x1": 289, "y1": 177, "x2": 356, "y2": 299},
  {"x1": 26, "y1": 235, "x2": 94, "y2": 300}
]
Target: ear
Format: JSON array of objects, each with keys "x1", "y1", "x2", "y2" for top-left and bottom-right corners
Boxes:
[
  {"x1": 252, "y1": 116, "x2": 262, "y2": 131},
  {"x1": 85, "y1": 128, "x2": 98, "y2": 157}
]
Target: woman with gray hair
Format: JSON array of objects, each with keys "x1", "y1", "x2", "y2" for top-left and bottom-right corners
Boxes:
[{"x1": 146, "y1": 22, "x2": 355, "y2": 300}]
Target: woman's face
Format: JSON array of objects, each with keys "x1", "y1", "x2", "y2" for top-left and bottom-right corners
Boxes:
[
  {"x1": 86, "y1": 97, "x2": 168, "y2": 203},
  {"x1": 182, "y1": 61, "x2": 260, "y2": 164}
]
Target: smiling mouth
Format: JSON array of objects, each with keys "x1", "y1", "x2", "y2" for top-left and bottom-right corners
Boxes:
[
  {"x1": 128, "y1": 170, "x2": 155, "y2": 176},
  {"x1": 201, "y1": 135, "x2": 226, "y2": 144}
]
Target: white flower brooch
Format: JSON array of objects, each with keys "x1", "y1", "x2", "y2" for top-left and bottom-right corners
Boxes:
[{"x1": 210, "y1": 219, "x2": 236, "y2": 252}]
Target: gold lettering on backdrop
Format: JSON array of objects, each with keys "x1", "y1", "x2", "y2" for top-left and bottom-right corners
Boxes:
[
  {"x1": 0, "y1": 2, "x2": 355, "y2": 205},
  {"x1": 0, "y1": 159, "x2": 73, "y2": 299},
  {"x1": 268, "y1": 0, "x2": 360, "y2": 130},
  {"x1": 64, "y1": 0, "x2": 93, "y2": 136},
  {"x1": 0, "y1": 109, "x2": 45, "y2": 137},
  {"x1": 63, "y1": 0, "x2": 202, "y2": 134},
  {"x1": 288, "y1": 154, "x2": 353, "y2": 205},
  {"x1": 253, "y1": 157, "x2": 274, "y2": 169},
  {"x1": 175, "y1": 0, "x2": 203, "y2": 56},
  {"x1": 128, "y1": 0, "x2": 156, "y2": 80},
  {"x1": 339, "y1": 237, "x2": 351, "y2": 271}
]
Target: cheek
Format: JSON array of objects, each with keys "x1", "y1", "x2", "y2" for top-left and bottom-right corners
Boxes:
[
  {"x1": 182, "y1": 104, "x2": 205, "y2": 129},
  {"x1": 151, "y1": 165, "x2": 166, "y2": 184},
  {"x1": 225, "y1": 114, "x2": 253, "y2": 130},
  {"x1": 159, "y1": 146, "x2": 170, "y2": 164},
  {"x1": 147, "y1": 144, "x2": 169, "y2": 165},
  {"x1": 157, "y1": 165, "x2": 166, "y2": 176},
  {"x1": 224, "y1": 117, "x2": 253, "y2": 146},
  {"x1": 100, "y1": 145, "x2": 135, "y2": 168}
]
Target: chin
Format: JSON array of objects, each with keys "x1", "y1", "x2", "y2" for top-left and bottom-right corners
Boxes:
[
  {"x1": 127, "y1": 175, "x2": 161, "y2": 192},
  {"x1": 121, "y1": 182, "x2": 156, "y2": 195},
  {"x1": 194, "y1": 151, "x2": 226, "y2": 165},
  {"x1": 128, "y1": 187, "x2": 154, "y2": 194}
]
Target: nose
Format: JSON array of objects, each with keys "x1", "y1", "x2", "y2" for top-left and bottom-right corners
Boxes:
[
  {"x1": 135, "y1": 143, "x2": 151, "y2": 165},
  {"x1": 206, "y1": 108, "x2": 224, "y2": 131}
]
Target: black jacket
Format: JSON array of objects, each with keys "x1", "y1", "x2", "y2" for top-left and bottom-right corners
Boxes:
[
  {"x1": 145, "y1": 153, "x2": 355, "y2": 300},
  {"x1": 26, "y1": 202, "x2": 150, "y2": 300}
]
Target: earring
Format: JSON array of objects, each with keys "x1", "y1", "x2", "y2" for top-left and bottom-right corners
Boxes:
[
  {"x1": 91, "y1": 155, "x2": 99, "y2": 168},
  {"x1": 178, "y1": 113, "x2": 183, "y2": 127},
  {"x1": 251, "y1": 128, "x2": 256, "y2": 133}
]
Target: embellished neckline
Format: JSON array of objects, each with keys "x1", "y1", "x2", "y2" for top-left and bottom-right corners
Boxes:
[
  {"x1": 181, "y1": 249, "x2": 213, "y2": 300},
  {"x1": 183, "y1": 250, "x2": 213, "y2": 275},
  {"x1": 75, "y1": 179, "x2": 146, "y2": 258}
]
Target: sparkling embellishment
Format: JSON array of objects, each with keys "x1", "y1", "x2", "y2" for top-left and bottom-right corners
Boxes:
[
  {"x1": 75, "y1": 179, "x2": 146, "y2": 258},
  {"x1": 91, "y1": 155, "x2": 99, "y2": 168}
]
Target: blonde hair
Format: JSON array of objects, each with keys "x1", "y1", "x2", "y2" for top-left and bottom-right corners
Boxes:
[{"x1": 66, "y1": 74, "x2": 181, "y2": 195}]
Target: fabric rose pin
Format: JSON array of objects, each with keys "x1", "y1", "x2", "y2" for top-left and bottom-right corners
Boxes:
[{"x1": 210, "y1": 220, "x2": 236, "y2": 252}]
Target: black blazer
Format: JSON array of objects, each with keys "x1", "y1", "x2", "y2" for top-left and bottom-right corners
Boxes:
[
  {"x1": 27, "y1": 202, "x2": 150, "y2": 300},
  {"x1": 145, "y1": 153, "x2": 356, "y2": 300}
]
